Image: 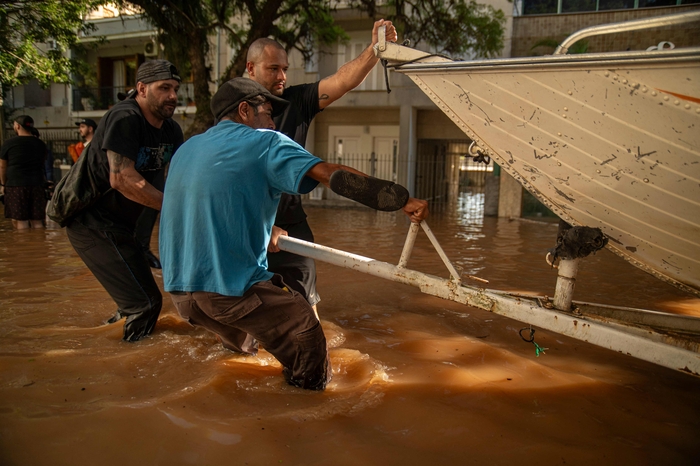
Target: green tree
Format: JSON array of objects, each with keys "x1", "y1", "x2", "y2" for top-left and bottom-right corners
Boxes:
[
  {"x1": 219, "y1": 1, "x2": 348, "y2": 83},
  {"x1": 0, "y1": 0, "x2": 101, "y2": 141},
  {"x1": 116, "y1": 0, "x2": 218, "y2": 137},
  {"x1": 116, "y1": 0, "x2": 505, "y2": 137},
  {"x1": 120, "y1": 0, "x2": 349, "y2": 137},
  {"x1": 218, "y1": 0, "x2": 505, "y2": 75},
  {"x1": 381, "y1": 0, "x2": 505, "y2": 58}
]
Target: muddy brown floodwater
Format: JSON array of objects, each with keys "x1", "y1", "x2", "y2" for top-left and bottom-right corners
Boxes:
[{"x1": 1, "y1": 194, "x2": 699, "y2": 465}]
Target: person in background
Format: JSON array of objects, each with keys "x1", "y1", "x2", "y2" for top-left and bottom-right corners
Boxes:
[
  {"x1": 76, "y1": 118, "x2": 96, "y2": 153},
  {"x1": 159, "y1": 78, "x2": 428, "y2": 390},
  {"x1": 0, "y1": 115, "x2": 48, "y2": 229},
  {"x1": 28, "y1": 127, "x2": 53, "y2": 184},
  {"x1": 28, "y1": 127, "x2": 56, "y2": 207},
  {"x1": 246, "y1": 19, "x2": 398, "y2": 317},
  {"x1": 60, "y1": 60, "x2": 184, "y2": 341},
  {"x1": 68, "y1": 118, "x2": 96, "y2": 163}
]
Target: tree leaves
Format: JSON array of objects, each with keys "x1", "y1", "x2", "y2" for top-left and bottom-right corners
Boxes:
[
  {"x1": 375, "y1": 0, "x2": 505, "y2": 59},
  {"x1": 0, "y1": 0, "x2": 102, "y2": 91}
]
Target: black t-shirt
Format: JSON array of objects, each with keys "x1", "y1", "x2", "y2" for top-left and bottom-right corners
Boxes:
[
  {"x1": 0, "y1": 136, "x2": 47, "y2": 187},
  {"x1": 274, "y1": 82, "x2": 322, "y2": 226},
  {"x1": 74, "y1": 98, "x2": 184, "y2": 232}
]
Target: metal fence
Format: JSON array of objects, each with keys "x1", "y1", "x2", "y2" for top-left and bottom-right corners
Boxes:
[
  {"x1": 415, "y1": 139, "x2": 493, "y2": 204},
  {"x1": 308, "y1": 139, "x2": 493, "y2": 207},
  {"x1": 325, "y1": 152, "x2": 397, "y2": 181},
  {"x1": 2, "y1": 129, "x2": 493, "y2": 210}
]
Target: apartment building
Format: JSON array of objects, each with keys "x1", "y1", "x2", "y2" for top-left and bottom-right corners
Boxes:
[{"x1": 4, "y1": 2, "x2": 698, "y2": 215}]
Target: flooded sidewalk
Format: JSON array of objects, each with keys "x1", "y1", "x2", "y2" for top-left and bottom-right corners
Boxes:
[{"x1": 1, "y1": 202, "x2": 699, "y2": 465}]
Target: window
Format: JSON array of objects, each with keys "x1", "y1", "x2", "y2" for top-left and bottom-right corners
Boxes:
[
  {"x1": 522, "y1": 0, "x2": 697, "y2": 14},
  {"x1": 24, "y1": 80, "x2": 51, "y2": 107},
  {"x1": 562, "y1": 0, "x2": 597, "y2": 12},
  {"x1": 523, "y1": 0, "x2": 558, "y2": 14},
  {"x1": 598, "y1": 0, "x2": 636, "y2": 11}
]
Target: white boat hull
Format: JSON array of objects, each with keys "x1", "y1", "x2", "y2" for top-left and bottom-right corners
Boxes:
[{"x1": 384, "y1": 47, "x2": 700, "y2": 296}]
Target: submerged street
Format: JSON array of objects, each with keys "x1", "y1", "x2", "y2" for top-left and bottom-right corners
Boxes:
[{"x1": 1, "y1": 197, "x2": 699, "y2": 465}]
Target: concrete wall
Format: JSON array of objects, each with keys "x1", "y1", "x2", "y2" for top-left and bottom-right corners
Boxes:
[
  {"x1": 313, "y1": 107, "x2": 400, "y2": 157},
  {"x1": 417, "y1": 110, "x2": 470, "y2": 140},
  {"x1": 498, "y1": 172, "x2": 524, "y2": 218},
  {"x1": 511, "y1": 5, "x2": 700, "y2": 57},
  {"x1": 491, "y1": 0, "x2": 516, "y2": 58},
  {"x1": 80, "y1": 15, "x2": 153, "y2": 39},
  {"x1": 12, "y1": 106, "x2": 74, "y2": 130}
]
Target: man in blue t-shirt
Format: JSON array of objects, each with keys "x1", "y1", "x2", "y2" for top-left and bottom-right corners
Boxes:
[{"x1": 160, "y1": 78, "x2": 428, "y2": 390}]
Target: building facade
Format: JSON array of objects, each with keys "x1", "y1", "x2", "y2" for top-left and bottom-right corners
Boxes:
[{"x1": 4, "y1": 2, "x2": 698, "y2": 216}]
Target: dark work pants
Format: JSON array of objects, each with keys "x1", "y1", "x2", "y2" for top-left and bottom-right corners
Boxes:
[
  {"x1": 134, "y1": 207, "x2": 159, "y2": 252},
  {"x1": 169, "y1": 275, "x2": 331, "y2": 390},
  {"x1": 67, "y1": 221, "x2": 162, "y2": 341}
]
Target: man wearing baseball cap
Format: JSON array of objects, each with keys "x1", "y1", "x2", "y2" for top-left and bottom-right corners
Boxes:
[
  {"x1": 159, "y1": 78, "x2": 428, "y2": 390},
  {"x1": 75, "y1": 118, "x2": 97, "y2": 145},
  {"x1": 68, "y1": 118, "x2": 97, "y2": 163},
  {"x1": 51, "y1": 59, "x2": 184, "y2": 342}
]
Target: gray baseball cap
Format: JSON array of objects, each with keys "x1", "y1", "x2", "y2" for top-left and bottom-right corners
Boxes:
[
  {"x1": 210, "y1": 77, "x2": 288, "y2": 122},
  {"x1": 136, "y1": 59, "x2": 181, "y2": 84}
]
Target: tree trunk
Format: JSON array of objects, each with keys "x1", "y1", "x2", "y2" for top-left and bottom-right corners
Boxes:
[
  {"x1": 0, "y1": 94, "x2": 5, "y2": 146},
  {"x1": 185, "y1": 30, "x2": 214, "y2": 139},
  {"x1": 225, "y1": 0, "x2": 285, "y2": 81},
  {"x1": 228, "y1": 47, "x2": 249, "y2": 81}
]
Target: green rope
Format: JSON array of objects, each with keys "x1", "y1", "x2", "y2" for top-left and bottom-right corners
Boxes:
[
  {"x1": 519, "y1": 327, "x2": 548, "y2": 357},
  {"x1": 533, "y1": 341, "x2": 548, "y2": 357}
]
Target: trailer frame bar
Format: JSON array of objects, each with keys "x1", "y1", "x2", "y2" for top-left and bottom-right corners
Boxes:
[{"x1": 277, "y1": 222, "x2": 700, "y2": 376}]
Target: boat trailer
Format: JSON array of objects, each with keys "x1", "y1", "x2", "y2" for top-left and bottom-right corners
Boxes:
[{"x1": 278, "y1": 222, "x2": 700, "y2": 377}]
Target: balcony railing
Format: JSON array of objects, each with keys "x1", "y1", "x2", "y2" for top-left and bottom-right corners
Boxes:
[{"x1": 71, "y1": 83, "x2": 195, "y2": 112}]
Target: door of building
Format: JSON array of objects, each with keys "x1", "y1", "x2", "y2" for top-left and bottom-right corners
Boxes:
[{"x1": 372, "y1": 137, "x2": 398, "y2": 181}]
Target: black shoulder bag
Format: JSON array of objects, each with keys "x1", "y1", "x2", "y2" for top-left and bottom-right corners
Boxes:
[{"x1": 47, "y1": 151, "x2": 109, "y2": 227}]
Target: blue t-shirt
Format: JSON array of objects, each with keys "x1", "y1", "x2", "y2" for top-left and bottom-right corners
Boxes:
[{"x1": 160, "y1": 120, "x2": 321, "y2": 296}]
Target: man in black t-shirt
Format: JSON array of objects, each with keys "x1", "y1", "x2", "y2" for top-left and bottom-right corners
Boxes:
[
  {"x1": 63, "y1": 60, "x2": 184, "y2": 342},
  {"x1": 246, "y1": 19, "x2": 398, "y2": 314}
]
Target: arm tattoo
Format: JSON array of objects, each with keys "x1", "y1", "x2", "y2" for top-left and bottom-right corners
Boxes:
[
  {"x1": 319, "y1": 93, "x2": 330, "y2": 101},
  {"x1": 107, "y1": 151, "x2": 131, "y2": 174}
]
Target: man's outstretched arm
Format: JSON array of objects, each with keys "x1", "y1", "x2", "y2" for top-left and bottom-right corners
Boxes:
[
  {"x1": 305, "y1": 162, "x2": 429, "y2": 223},
  {"x1": 316, "y1": 19, "x2": 397, "y2": 110}
]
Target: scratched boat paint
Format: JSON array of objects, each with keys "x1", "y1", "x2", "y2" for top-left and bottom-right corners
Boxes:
[
  {"x1": 1, "y1": 204, "x2": 699, "y2": 465},
  {"x1": 378, "y1": 43, "x2": 700, "y2": 297}
]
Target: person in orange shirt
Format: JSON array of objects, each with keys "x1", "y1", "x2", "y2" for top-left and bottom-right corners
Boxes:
[{"x1": 68, "y1": 118, "x2": 97, "y2": 163}]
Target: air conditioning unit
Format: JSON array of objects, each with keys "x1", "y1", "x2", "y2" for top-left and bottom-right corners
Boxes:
[{"x1": 144, "y1": 40, "x2": 158, "y2": 57}]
